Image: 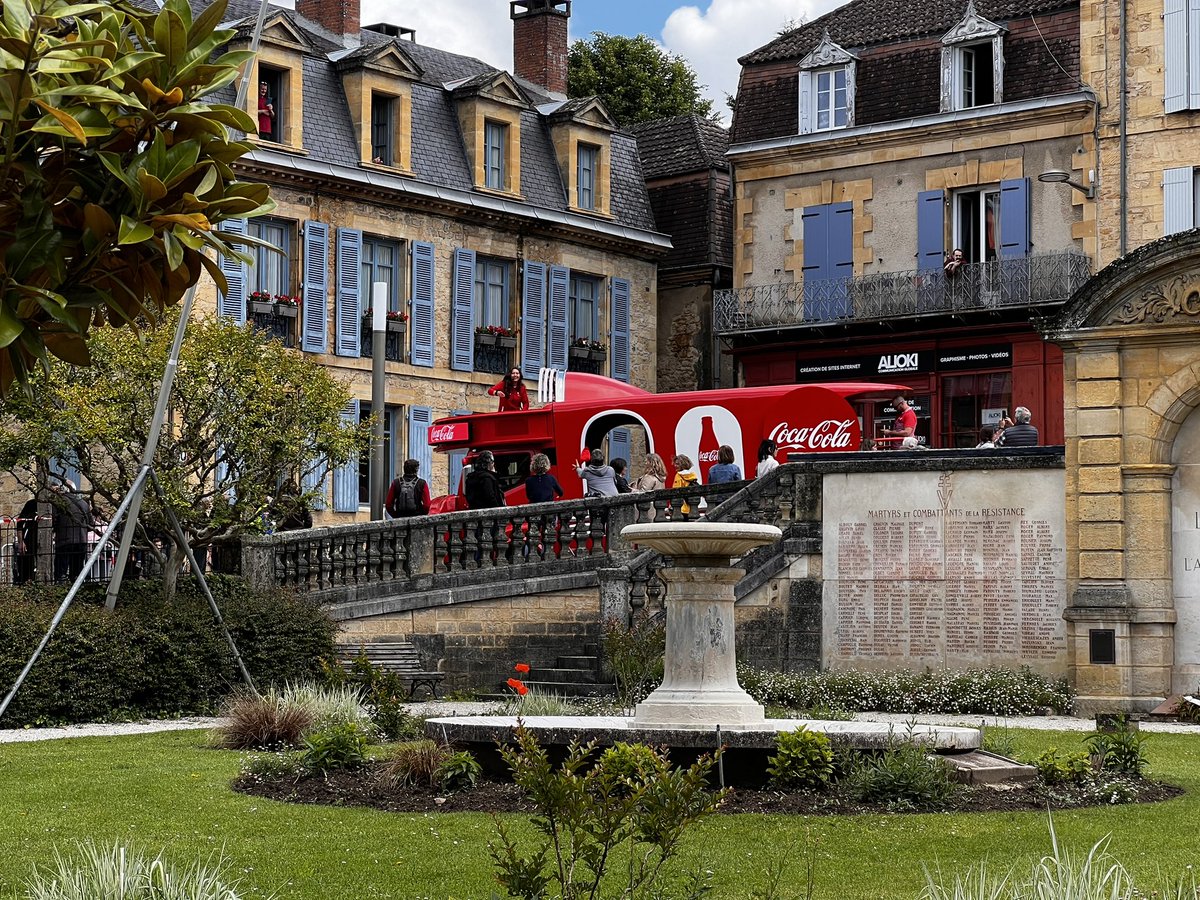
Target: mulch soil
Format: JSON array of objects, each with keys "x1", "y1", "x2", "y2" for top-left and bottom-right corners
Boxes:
[{"x1": 233, "y1": 766, "x2": 1182, "y2": 817}]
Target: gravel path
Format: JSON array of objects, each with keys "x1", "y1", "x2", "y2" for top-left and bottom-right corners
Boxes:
[{"x1": 1, "y1": 704, "x2": 1195, "y2": 744}]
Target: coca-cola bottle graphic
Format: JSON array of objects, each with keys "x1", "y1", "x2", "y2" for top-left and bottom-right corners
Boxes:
[{"x1": 696, "y1": 415, "x2": 719, "y2": 483}]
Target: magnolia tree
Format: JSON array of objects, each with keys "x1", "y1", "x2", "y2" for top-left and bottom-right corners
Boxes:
[
  {"x1": 0, "y1": 312, "x2": 370, "y2": 599},
  {"x1": 0, "y1": 0, "x2": 272, "y2": 394}
]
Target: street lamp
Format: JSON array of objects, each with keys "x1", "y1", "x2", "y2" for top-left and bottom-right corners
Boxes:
[{"x1": 1038, "y1": 169, "x2": 1095, "y2": 199}]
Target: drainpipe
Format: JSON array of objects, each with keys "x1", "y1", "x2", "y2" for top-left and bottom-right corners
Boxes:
[{"x1": 1119, "y1": 0, "x2": 1128, "y2": 257}]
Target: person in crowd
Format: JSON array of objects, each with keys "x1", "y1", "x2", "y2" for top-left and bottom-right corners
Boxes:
[
  {"x1": 257, "y1": 81, "x2": 275, "y2": 140},
  {"x1": 464, "y1": 450, "x2": 506, "y2": 509},
  {"x1": 632, "y1": 453, "x2": 667, "y2": 492},
  {"x1": 993, "y1": 415, "x2": 1013, "y2": 444},
  {"x1": 610, "y1": 457, "x2": 632, "y2": 493},
  {"x1": 944, "y1": 247, "x2": 965, "y2": 277},
  {"x1": 274, "y1": 480, "x2": 314, "y2": 531},
  {"x1": 996, "y1": 406, "x2": 1039, "y2": 447},
  {"x1": 576, "y1": 449, "x2": 618, "y2": 497},
  {"x1": 975, "y1": 426, "x2": 996, "y2": 449},
  {"x1": 901, "y1": 436, "x2": 922, "y2": 450},
  {"x1": 487, "y1": 367, "x2": 529, "y2": 412},
  {"x1": 50, "y1": 479, "x2": 91, "y2": 583},
  {"x1": 756, "y1": 439, "x2": 780, "y2": 477},
  {"x1": 524, "y1": 453, "x2": 563, "y2": 503},
  {"x1": 671, "y1": 453, "x2": 699, "y2": 516},
  {"x1": 14, "y1": 493, "x2": 39, "y2": 585},
  {"x1": 386, "y1": 459, "x2": 431, "y2": 518},
  {"x1": 707, "y1": 445, "x2": 743, "y2": 484},
  {"x1": 882, "y1": 395, "x2": 917, "y2": 443}
]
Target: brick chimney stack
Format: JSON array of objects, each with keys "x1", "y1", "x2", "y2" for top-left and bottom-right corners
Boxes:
[
  {"x1": 510, "y1": 1, "x2": 570, "y2": 95},
  {"x1": 296, "y1": 0, "x2": 360, "y2": 44}
]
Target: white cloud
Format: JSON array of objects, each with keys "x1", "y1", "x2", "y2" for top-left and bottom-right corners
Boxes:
[
  {"x1": 359, "y1": 0, "x2": 512, "y2": 70},
  {"x1": 662, "y1": 0, "x2": 845, "y2": 123}
]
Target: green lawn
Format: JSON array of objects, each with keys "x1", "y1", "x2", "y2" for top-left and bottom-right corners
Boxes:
[{"x1": 0, "y1": 728, "x2": 1196, "y2": 898}]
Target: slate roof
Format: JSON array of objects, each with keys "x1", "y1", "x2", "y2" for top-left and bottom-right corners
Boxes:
[
  {"x1": 628, "y1": 115, "x2": 729, "y2": 180},
  {"x1": 741, "y1": 0, "x2": 1078, "y2": 65},
  {"x1": 190, "y1": 0, "x2": 656, "y2": 234}
]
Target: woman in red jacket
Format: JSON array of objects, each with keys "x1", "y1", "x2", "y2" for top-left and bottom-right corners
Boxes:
[{"x1": 488, "y1": 367, "x2": 529, "y2": 412}]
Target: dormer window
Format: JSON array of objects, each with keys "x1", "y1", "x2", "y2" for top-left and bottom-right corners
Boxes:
[
  {"x1": 797, "y1": 30, "x2": 857, "y2": 135},
  {"x1": 371, "y1": 93, "x2": 395, "y2": 165},
  {"x1": 258, "y1": 66, "x2": 286, "y2": 142},
  {"x1": 577, "y1": 143, "x2": 598, "y2": 210},
  {"x1": 484, "y1": 120, "x2": 508, "y2": 190},
  {"x1": 940, "y1": 0, "x2": 1005, "y2": 112}
]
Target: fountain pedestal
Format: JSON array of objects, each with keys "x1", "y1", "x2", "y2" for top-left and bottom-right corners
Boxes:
[{"x1": 622, "y1": 522, "x2": 781, "y2": 730}]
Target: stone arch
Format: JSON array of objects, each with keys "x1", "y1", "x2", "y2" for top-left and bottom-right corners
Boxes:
[{"x1": 1147, "y1": 372, "x2": 1200, "y2": 465}]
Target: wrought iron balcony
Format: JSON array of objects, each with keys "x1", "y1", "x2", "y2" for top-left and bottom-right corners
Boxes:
[{"x1": 714, "y1": 251, "x2": 1092, "y2": 334}]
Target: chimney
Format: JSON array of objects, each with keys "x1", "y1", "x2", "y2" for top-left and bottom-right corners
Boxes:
[
  {"x1": 510, "y1": 1, "x2": 570, "y2": 95},
  {"x1": 296, "y1": 0, "x2": 360, "y2": 45}
]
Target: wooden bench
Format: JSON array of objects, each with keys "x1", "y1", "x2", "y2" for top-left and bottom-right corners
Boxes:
[{"x1": 336, "y1": 641, "x2": 445, "y2": 699}]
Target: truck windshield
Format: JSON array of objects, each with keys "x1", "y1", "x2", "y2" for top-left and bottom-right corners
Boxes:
[{"x1": 493, "y1": 452, "x2": 532, "y2": 493}]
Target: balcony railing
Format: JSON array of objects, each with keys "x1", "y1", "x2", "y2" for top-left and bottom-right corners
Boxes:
[{"x1": 714, "y1": 251, "x2": 1092, "y2": 334}]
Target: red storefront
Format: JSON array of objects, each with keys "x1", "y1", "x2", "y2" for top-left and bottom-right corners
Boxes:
[{"x1": 738, "y1": 325, "x2": 1063, "y2": 448}]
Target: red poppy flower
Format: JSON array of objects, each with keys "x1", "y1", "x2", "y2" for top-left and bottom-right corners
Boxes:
[
  {"x1": 514, "y1": 663, "x2": 530, "y2": 674},
  {"x1": 507, "y1": 677, "x2": 528, "y2": 696}
]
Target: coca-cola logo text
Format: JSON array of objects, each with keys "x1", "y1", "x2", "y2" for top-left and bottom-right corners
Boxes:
[
  {"x1": 428, "y1": 423, "x2": 468, "y2": 444},
  {"x1": 697, "y1": 449, "x2": 720, "y2": 462},
  {"x1": 768, "y1": 419, "x2": 854, "y2": 451}
]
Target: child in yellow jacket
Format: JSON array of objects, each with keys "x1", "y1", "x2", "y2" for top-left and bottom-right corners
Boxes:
[{"x1": 671, "y1": 454, "x2": 699, "y2": 516}]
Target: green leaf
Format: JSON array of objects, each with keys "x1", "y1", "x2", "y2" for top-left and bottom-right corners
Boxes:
[
  {"x1": 3, "y1": 0, "x2": 31, "y2": 35},
  {"x1": 106, "y1": 51, "x2": 163, "y2": 79},
  {"x1": 0, "y1": 300, "x2": 23, "y2": 348},
  {"x1": 31, "y1": 101, "x2": 86, "y2": 142},
  {"x1": 152, "y1": 7, "x2": 186, "y2": 69},
  {"x1": 117, "y1": 216, "x2": 154, "y2": 245},
  {"x1": 162, "y1": 230, "x2": 183, "y2": 271}
]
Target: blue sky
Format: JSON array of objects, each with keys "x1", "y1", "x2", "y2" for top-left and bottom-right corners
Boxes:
[{"x1": 364, "y1": 1, "x2": 839, "y2": 121}]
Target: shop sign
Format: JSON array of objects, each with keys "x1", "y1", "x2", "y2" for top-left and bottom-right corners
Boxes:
[
  {"x1": 797, "y1": 351, "x2": 930, "y2": 379},
  {"x1": 936, "y1": 344, "x2": 1013, "y2": 372}
]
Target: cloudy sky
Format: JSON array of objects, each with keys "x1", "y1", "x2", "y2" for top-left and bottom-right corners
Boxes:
[{"x1": 359, "y1": 0, "x2": 847, "y2": 121}]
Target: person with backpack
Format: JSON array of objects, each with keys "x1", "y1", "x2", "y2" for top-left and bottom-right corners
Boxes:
[{"x1": 386, "y1": 459, "x2": 431, "y2": 518}]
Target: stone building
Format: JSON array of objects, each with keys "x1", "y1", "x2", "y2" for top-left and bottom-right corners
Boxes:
[
  {"x1": 203, "y1": 0, "x2": 665, "y2": 516},
  {"x1": 628, "y1": 116, "x2": 733, "y2": 392}
]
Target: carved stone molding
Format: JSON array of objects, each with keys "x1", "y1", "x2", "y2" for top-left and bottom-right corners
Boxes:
[
  {"x1": 942, "y1": 0, "x2": 1007, "y2": 45},
  {"x1": 799, "y1": 28, "x2": 858, "y2": 70},
  {"x1": 1107, "y1": 272, "x2": 1200, "y2": 326}
]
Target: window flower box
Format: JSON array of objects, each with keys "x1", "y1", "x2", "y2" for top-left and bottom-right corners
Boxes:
[
  {"x1": 587, "y1": 347, "x2": 606, "y2": 362},
  {"x1": 250, "y1": 299, "x2": 275, "y2": 316},
  {"x1": 386, "y1": 319, "x2": 406, "y2": 334},
  {"x1": 496, "y1": 334, "x2": 517, "y2": 349},
  {"x1": 568, "y1": 344, "x2": 591, "y2": 360},
  {"x1": 475, "y1": 331, "x2": 498, "y2": 347},
  {"x1": 274, "y1": 302, "x2": 298, "y2": 319}
]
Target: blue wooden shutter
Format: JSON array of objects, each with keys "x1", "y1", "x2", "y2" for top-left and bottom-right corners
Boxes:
[
  {"x1": 547, "y1": 265, "x2": 569, "y2": 370},
  {"x1": 301, "y1": 221, "x2": 329, "y2": 352},
  {"x1": 302, "y1": 458, "x2": 328, "y2": 510},
  {"x1": 608, "y1": 428, "x2": 631, "y2": 466},
  {"x1": 1166, "y1": 0, "x2": 1189, "y2": 112},
  {"x1": 801, "y1": 204, "x2": 829, "y2": 322},
  {"x1": 217, "y1": 218, "x2": 247, "y2": 323},
  {"x1": 798, "y1": 70, "x2": 812, "y2": 134},
  {"x1": 215, "y1": 445, "x2": 236, "y2": 501},
  {"x1": 447, "y1": 408, "x2": 470, "y2": 495},
  {"x1": 1190, "y1": 0, "x2": 1200, "y2": 108},
  {"x1": 48, "y1": 452, "x2": 80, "y2": 490},
  {"x1": 998, "y1": 178, "x2": 1031, "y2": 258},
  {"x1": 450, "y1": 248, "x2": 476, "y2": 372},
  {"x1": 916, "y1": 190, "x2": 945, "y2": 271},
  {"x1": 335, "y1": 228, "x2": 362, "y2": 357},
  {"x1": 610, "y1": 276, "x2": 631, "y2": 382},
  {"x1": 407, "y1": 405, "x2": 434, "y2": 485},
  {"x1": 410, "y1": 241, "x2": 435, "y2": 367},
  {"x1": 1164, "y1": 166, "x2": 1195, "y2": 235},
  {"x1": 332, "y1": 400, "x2": 360, "y2": 512},
  {"x1": 520, "y1": 261, "x2": 547, "y2": 379}
]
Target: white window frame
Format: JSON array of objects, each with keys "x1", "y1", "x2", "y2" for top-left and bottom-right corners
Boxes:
[
  {"x1": 812, "y1": 66, "x2": 849, "y2": 131},
  {"x1": 940, "y1": 5, "x2": 1006, "y2": 113},
  {"x1": 797, "y1": 29, "x2": 857, "y2": 135}
]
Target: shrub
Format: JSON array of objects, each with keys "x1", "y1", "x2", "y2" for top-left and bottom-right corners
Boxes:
[
  {"x1": 280, "y1": 682, "x2": 374, "y2": 734},
  {"x1": 843, "y1": 734, "x2": 959, "y2": 809},
  {"x1": 301, "y1": 722, "x2": 371, "y2": 772},
  {"x1": 382, "y1": 740, "x2": 450, "y2": 788},
  {"x1": 603, "y1": 614, "x2": 666, "y2": 709},
  {"x1": 371, "y1": 693, "x2": 427, "y2": 742},
  {"x1": 239, "y1": 750, "x2": 308, "y2": 783},
  {"x1": 1085, "y1": 726, "x2": 1149, "y2": 776},
  {"x1": 211, "y1": 689, "x2": 314, "y2": 751},
  {"x1": 767, "y1": 727, "x2": 834, "y2": 790},
  {"x1": 738, "y1": 665, "x2": 1073, "y2": 717},
  {"x1": 0, "y1": 577, "x2": 335, "y2": 726},
  {"x1": 22, "y1": 841, "x2": 245, "y2": 900},
  {"x1": 323, "y1": 654, "x2": 425, "y2": 740},
  {"x1": 437, "y1": 750, "x2": 482, "y2": 791},
  {"x1": 595, "y1": 742, "x2": 663, "y2": 796},
  {"x1": 1031, "y1": 747, "x2": 1094, "y2": 785}
]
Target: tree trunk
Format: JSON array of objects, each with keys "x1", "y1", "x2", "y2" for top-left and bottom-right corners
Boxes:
[{"x1": 162, "y1": 540, "x2": 184, "y2": 602}]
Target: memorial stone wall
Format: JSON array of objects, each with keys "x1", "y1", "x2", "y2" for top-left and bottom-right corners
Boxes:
[{"x1": 822, "y1": 467, "x2": 1067, "y2": 673}]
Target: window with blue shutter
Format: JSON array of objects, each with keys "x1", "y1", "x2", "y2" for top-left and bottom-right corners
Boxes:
[
  {"x1": 916, "y1": 190, "x2": 945, "y2": 271},
  {"x1": 998, "y1": 178, "x2": 1031, "y2": 258},
  {"x1": 547, "y1": 265, "x2": 569, "y2": 370},
  {"x1": 301, "y1": 221, "x2": 329, "y2": 353},
  {"x1": 608, "y1": 428, "x2": 631, "y2": 467},
  {"x1": 610, "y1": 277, "x2": 631, "y2": 383},
  {"x1": 450, "y1": 248, "x2": 476, "y2": 372},
  {"x1": 407, "y1": 406, "x2": 434, "y2": 483},
  {"x1": 1164, "y1": 166, "x2": 1196, "y2": 235},
  {"x1": 1166, "y1": 0, "x2": 1190, "y2": 112},
  {"x1": 302, "y1": 458, "x2": 328, "y2": 510},
  {"x1": 215, "y1": 445, "x2": 236, "y2": 502},
  {"x1": 521, "y1": 261, "x2": 547, "y2": 379},
  {"x1": 48, "y1": 451, "x2": 80, "y2": 490},
  {"x1": 410, "y1": 241, "x2": 435, "y2": 367},
  {"x1": 332, "y1": 399, "x2": 360, "y2": 512},
  {"x1": 447, "y1": 408, "x2": 470, "y2": 495},
  {"x1": 335, "y1": 228, "x2": 362, "y2": 357},
  {"x1": 797, "y1": 70, "x2": 812, "y2": 134},
  {"x1": 217, "y1": 219, "x2": 247, "y2": 323},
  {"x1": 801, "y1": 202, "x2": 853, "y2": 321}
]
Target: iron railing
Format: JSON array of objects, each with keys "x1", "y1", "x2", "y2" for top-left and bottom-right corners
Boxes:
[{"x1": 714, "y1": 251, "x2": 1092, "y2": 333}]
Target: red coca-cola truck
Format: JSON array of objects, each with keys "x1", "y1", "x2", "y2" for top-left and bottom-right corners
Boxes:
[{"x1": 427, "y1": 372, "x2": 906, "y2": 510}]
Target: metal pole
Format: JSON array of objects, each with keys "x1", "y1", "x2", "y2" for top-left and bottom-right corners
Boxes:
[
  {"x1": 369, "y1": 282, "x2": 387, "y2": 520},
  {"x1": 150, "y1": 471, "x2": 255, "y2": 692},
  {"x1": 0, "y1": 466, "x2": 151, "y2": 721}
]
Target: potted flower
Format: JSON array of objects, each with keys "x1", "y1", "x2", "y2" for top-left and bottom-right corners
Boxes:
[
  {"x1": 273, "y1": 294, "x2": 300, "y2": 318},
  {"x1": 491, "y1": 324, "x2": 519, "y2": 349},
  {"x1": 569, "y1": 336, "x2": 592, "y2": 360},
  {"x1": 248, "y1": 290, "x2": 275, "y2": 316},
  {"x1": 363, "y1": 308, "x2": 409, "y2": 333},
  {"x1": 586, "y1": 338, "x2": 607, "y2": 362},
  {"x1": 475, "y1": 325, "x2": 497, "y2": 347}
]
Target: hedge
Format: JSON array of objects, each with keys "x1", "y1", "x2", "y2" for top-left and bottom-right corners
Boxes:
[{"x1": 0, "y1": 577, "x2": 336, "y2": 727}]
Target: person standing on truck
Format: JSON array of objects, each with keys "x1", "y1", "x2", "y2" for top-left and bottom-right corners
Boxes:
[
  {"x1": 576, "y1": 449, "x2": 618, "y2": 497},
  {"x1": 487, "y1": 367, "x2": 529, "y2": 412},
  {"x1": 386, "y1": 459, "x2": 431, "y2": 517}
]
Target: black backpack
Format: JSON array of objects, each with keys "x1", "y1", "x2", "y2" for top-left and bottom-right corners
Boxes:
[{"x1": 389, "y1": 477, "x2": 424, "y2": 517}]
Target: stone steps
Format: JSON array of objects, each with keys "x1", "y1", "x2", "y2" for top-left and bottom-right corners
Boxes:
[{"x1": 941, "y1": 749, "x2": 1037, "y2": 785}]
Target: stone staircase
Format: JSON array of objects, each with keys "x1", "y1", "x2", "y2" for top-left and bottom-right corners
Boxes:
[{"x1": 519, "y1": 646, "x2": 614, "y2": 698}]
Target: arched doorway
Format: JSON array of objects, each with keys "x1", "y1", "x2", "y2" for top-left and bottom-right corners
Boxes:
[{"x1": 1171, "y1": 409, "x2": 1200, "y2": 692}]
